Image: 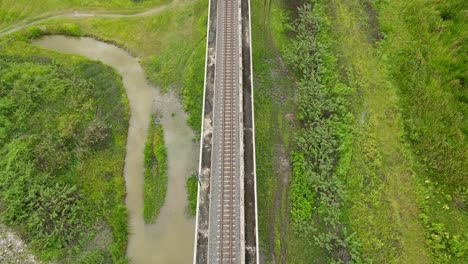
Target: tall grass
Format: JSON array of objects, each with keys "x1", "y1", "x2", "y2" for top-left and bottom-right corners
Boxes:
[
  {"x1": 249, "y1": 0, "x2": 299, "y2": 261},
  {"x1": 143, "y1": 116, "x2": 168, "y2": 223},
  {"x1": 0, "y1": 0, "x2": 207, "y2": 261},
  {"x1": 186, "y1": 174, "x2": 198, "y2": 216},
  {"x1": 266, "y1": 0, "x2": 466, "y2": 262},
  {"x1": 0, "y1": 0, "x2": 169, "y2": 30},
  {"x1": 0, "y1": 41, "x2": 129, "y2": 262},
  {"x1": 376, "y1": 0, "x2": 468, "y2": 261}
]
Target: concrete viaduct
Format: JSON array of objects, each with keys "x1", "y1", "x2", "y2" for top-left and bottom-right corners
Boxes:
[{"x1": 193, "y1": 0, "x2": 259, "y2": 263}]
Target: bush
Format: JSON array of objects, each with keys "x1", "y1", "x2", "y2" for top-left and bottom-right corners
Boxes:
[
  {"x1": 0, "y1": 49, "x2": 129, "y2": 261},
  {"x1": 186, "y1": 174, "x2": 198, "y2": 216},
  {"x1": 285, "y1": 1, "x2": 357, "y2": 262},
  {"x1": 143, "y1": 117, "x2": 168, "y2": 223}
]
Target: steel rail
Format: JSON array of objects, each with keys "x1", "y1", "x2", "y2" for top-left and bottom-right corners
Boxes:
[{"x1": 218, "y1": 0, "x2": 237, "y2": 262}]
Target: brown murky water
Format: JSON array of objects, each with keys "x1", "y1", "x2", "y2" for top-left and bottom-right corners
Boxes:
[{"x1": 34, "y1": 36, "x2": 197, "y2": 264}]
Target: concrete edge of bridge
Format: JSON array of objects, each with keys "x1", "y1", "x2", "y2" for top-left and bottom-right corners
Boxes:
[
  {"x1": 194, "y1": 0, "x2": 259, "y2": 262},
  {"x1": 193, "y1": 0, "x2": 217, "y2": 261},
  {"x1": 241, "y1": 0, "x2": 259, "y2": 262},
  {"x1": 238, "y1": 0, "x2": 246, "y2": 260},
  {"x1": 247, "y1": 0, "x2": 260, "y2": 261}
]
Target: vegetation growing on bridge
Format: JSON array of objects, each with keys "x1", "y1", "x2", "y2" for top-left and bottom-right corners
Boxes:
[
  {"x1": 143, "y1": 115, "x2": 168, "y2": 223},
  {"x1": 0, "y1": 41, "x2": 129, "y2": 262},
  {"x1": 186, "y1": 174, "x2": 198, "y2": 216}
]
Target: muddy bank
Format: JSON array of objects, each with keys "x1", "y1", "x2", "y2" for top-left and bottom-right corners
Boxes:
[
  {"x1": 33, "y1": 36, "x2": 198, "y2": 264},
  {"x1": 0, "y1": 224, "x2": 41, "y2": 264}
]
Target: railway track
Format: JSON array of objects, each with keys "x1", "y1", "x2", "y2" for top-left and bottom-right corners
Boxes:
[
  {"x1": 218, "y1": 0, "x2": 237, "y2": 262},
  {"x1": 196, "y1": 0, "x2": 260, "y2": 261}
]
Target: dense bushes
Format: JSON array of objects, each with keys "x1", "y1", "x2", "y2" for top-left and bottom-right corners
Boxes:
[
  {"x1": 0, "y1": 48, "x2": 129, "y2": 262},
  {"x1": 143, "y1": 115, "x2": 168, "y2": 223},
  {"x1": 285, "y1": 1, "x2": 357, "y2": 262}
]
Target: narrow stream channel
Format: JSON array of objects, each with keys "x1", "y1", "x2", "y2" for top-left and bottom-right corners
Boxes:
[{"x1": 33, "y1": 36, "x2": 197, "y2": 263}]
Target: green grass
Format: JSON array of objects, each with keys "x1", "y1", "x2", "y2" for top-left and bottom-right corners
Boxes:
[
  {"x1": 6, "y1": 0, "x2": 207, "y2": 131},
  {"x1": 143, "y1": 116, "x2": 168, "y2": 223},
  {"x1": 3, "y1": 0, "x2": 465, "y2": 262},
  {"x1": 186, "y1": 174, "x2": 198, "y2": 216},
  {"x1": 326, "y1": 0, "x2": 429, "y2": 261},
  {"x1": 250, "y1": 0, "x2": 299, "y2": 261},
  {"x1": 1, "y1": 0, "x2": 207, "y2": 260},
  {"x1": 0, "y1": 0, "x2": 170, "y2": 30},
  {"x1": 315, "y1": 0, "x2": 466, "y2": 262},
  {"x1": 0, "y1": 40, "x2": 129, "y2": 262},
  {"x1": 28, "y1": 0, "x2": 208, "y2": 132},
  {"x1": 376, "y1": 0, "x2": 467, "y2": 262},
  {"x1": 0, "y1": 1, "x2": 207, "y2": 263},
  {"x1": 261, "y1": 0, "x2": 466, "y2": 262}
]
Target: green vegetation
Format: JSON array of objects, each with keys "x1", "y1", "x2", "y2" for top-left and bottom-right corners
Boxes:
[
  {"x1": 324, "y1": 0, "x2": 467, "y2": 262},
  {"x1": 385, "y1": 0, "x2": 466, "y2": 190},
  {"x1": 1, "y1": 0, "x2": 465, "y2": 262},
  {"x1": 259, "y1": 0, "x2": 467, "y2": 262},
  {"x1": 16, "y1": 0, "x2": 208, "y2": 132},
  {"x1": 1, "y1": 0, "x2": 207, "y2": 260},
  {"x1": 377, "y1": 0, "x2": 467, "y2": 261},
  {"x1": 324, "y1": 0, "x2": 429, "y2": 261},
  {"x1": 143, "y1": 115, "x2": 168, "y2": 223},
  {"x1": 0, "y1": 0, "x2": 169, "y2": 31},
  {"x1": 250, "y1": 0, "x2": 297, "y2": 261},
  {"x1": 0, "y1": 1, "x2": 207, "y2": 263},
  {"x1": 186, "y1": 174, "x2": 198, "y2": 216},
  {"x1": 0, "y1": 41, "x2": 129, "y2": 262},
  {"x1": 283, "y1": 2, "x2": 358, "y2": 262}
]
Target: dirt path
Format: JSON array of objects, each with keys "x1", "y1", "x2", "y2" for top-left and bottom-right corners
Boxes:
[
  {"x1": 0, "y1": 0, "x2": 191, "y2": 36},
  {"x1": 261, "y1": 1, "x2": 297, "y2": 262}
]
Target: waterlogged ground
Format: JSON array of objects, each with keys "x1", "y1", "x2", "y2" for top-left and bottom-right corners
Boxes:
[{"x1": 34, "y1": 36, "x2": 198, "y2": 263}]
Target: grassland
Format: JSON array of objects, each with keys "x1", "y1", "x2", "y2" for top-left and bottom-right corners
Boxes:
[
  {"x1": 250, "y1": 0, "x2": 298, "y2": 261},
  {"x1": 0, "y1": 40, "x2": 129, "y2": 263},
  {"x1": 325, "y1": 0, "x2": 467, "y2": 262},
  {"x1": 1, "y1": 0, "x2": 207, "y2": 261},
  {"x1": 376, "y1": 1, "x2": 467, "y2": 262},
  {"x1": 0, "y1": 0, "x2": 170, "y2": 31},
  {"x1": 326, "y1": 0, "x2": 429, "y2": 261},
  {"x1": 40, "y1": 0, "x2": 208, "y2": 131},
  {"x1": 264, "y1": 0, "x2": 467, "y2": 262},
  {"x1": 143, "y1": 115, "x2": 168, "y2": 223}
]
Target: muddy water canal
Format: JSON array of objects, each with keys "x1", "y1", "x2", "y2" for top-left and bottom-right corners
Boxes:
[{"x1": 34, "y1": 36, "x2": 197, "y2": 263}]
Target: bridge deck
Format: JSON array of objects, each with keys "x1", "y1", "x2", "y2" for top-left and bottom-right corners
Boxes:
[
  {"x1": 194, "y1": 0, "x2": 258, "y2": 262},
  {"x1": 207, "y1": 0, "x2": 243, "y2": 262}
]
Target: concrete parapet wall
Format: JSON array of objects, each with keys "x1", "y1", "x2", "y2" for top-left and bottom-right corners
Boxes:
[
  {"x1": 240, "y1": 0, "x2": 259, "y2": 263},
  {"x1": 193, "y1": 0, "x2": 217, "y2": 261}
]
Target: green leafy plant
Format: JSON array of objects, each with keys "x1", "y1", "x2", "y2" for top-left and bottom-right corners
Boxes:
[{"x1": 143, "y1": 115, "x2": 168, "y2": 223}]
